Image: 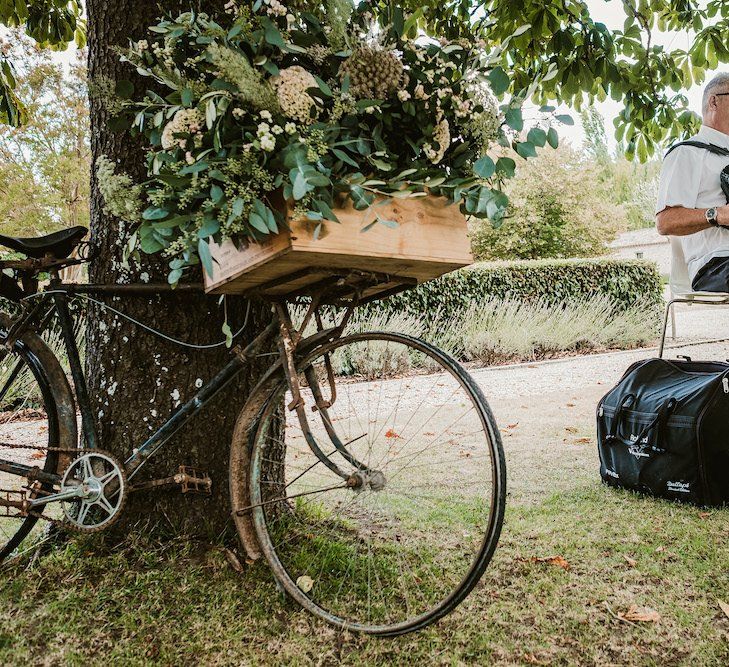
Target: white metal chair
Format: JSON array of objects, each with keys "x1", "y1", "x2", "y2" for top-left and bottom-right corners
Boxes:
[{"x1": 659, "y1": 236, "x2": 729, "y2": 356}]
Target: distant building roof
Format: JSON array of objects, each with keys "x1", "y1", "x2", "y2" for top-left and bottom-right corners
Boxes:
[{"x1": 609, "y1": 227, "x2": 667, "y2": 249}]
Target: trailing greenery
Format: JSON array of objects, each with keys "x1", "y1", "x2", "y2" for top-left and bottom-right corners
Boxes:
[
  {"x1": 102, "y1": 3, "x2": 568, "y2": 283},
  {"x1": 365, "y1": 258, "x2": 664, "y2": 321}
]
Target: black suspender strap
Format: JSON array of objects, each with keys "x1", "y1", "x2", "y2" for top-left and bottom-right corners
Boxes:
[{"x1": 665, "y1": 140, "x2": 729, "y2": 158}]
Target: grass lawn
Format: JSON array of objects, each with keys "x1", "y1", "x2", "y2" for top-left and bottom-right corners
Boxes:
[{"x1": 0, "y1": 382, "x2": 727, "y2": 665}]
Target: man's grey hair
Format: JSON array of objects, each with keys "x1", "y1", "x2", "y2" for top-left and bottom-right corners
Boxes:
[{"x1": 703, "y1": 73, "x2": 729, "y2": 114}]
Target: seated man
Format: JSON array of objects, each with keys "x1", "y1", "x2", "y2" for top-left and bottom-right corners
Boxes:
[{"x1": 656, "y1": 72, "x2": 729, "y2": 292}]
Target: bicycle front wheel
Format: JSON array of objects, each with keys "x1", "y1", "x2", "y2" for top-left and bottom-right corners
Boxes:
[{"x1": 242, "y1": 332, "x2": 506, "y2": 636}]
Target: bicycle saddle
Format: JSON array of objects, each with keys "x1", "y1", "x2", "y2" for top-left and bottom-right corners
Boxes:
[{"x1": 0, "y1": 226, "x2": 88, "y2": 259}]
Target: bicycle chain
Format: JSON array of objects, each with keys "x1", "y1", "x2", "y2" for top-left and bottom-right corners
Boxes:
[{"x1": 0, "y1": 440, "x2": 96, "y2": 454}]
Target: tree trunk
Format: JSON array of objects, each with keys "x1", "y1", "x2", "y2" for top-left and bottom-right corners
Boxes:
[{"x1": 86, "y1": 0, "x2": 273, "y2": 536}]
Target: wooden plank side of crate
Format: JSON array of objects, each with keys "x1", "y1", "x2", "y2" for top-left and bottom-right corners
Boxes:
[
  {"x1": 289, "y1": 196, "x2": 472, "y2": 265},
  {"x1": 204, "y1": 195, "x2": 472, "y2": 295},
  {"x1": 205, "y1": 231, "x2": 292, "y2": 293}
]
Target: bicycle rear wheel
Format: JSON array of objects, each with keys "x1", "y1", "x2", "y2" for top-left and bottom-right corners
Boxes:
[
  {"x1": 0, "y1": 313, "x2": 77, "y2": 563},
  {"x1": 238, "y1": 332, "x2": 506, "y2": 636}
]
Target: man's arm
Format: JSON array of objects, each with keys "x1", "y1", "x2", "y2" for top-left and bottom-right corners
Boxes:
[{"x1": 656, "y1": 205, "x2": 729, "y2": 236}]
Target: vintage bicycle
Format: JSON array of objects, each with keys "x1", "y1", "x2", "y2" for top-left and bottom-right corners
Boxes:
[{"x1": 0, "y1": 225, "x2": 506, "y2": 636}]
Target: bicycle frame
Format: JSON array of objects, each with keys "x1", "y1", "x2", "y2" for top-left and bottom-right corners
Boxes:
[{"x1": 0, "y1": 271, "x2": 355, "y2": 491}]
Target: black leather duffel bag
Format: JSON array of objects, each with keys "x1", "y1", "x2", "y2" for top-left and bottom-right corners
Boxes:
[{"x1": 597, "y1": 357, "x2": 729, "y2": 506}]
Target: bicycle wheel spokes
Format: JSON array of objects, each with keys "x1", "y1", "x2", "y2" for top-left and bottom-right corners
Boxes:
[
  {"x1": 248, "y1": 332, "x2": 506, "y2": 635},
  {"x1": 0, "y1": 343, "x2": 61, "y2": 559}
]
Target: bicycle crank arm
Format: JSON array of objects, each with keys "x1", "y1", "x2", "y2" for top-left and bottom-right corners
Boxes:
[{"x1": 27, "y1": 484, "x2": 85, "y2": 508}]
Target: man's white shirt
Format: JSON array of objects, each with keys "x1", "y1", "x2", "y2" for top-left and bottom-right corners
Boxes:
[{"x1": 656, "y1": 125, "x2": 729, "y2": 282}]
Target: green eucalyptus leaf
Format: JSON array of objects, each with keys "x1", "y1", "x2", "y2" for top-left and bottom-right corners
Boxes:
[
  {"x1": 527, "y1": 127, "x2": 547, "y2": 147},
  {"x1": 473, "y1": 155, "x2": 495, "y2": 179},
  {"x1": 515, "y1": 141, "x2": 537, "y2": 158},
  {"x1": 488, "y1": 67, "x2": 510, "y2": 96},
  {"x1": 495, "y1": 157, "x2": 516, "y2": 177},
  {"x1": 504, "y1": 107, "x2": 524, "y2": 132},
  {"x1": 142, "y1": 207, "x2": 169, "y2": 221},
  {"x1": 547, "y1": 127, "x2": 559, "y2": 149},
  {"x1": 198, "y1": 238, "x2": 214, "y2": 278}
]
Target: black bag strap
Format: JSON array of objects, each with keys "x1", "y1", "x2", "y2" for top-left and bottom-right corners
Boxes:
[
  {"x1": 607, "y1": 394, "x2": 635, "y2": 442},
  {"x1": 665, "y1": 140, "x2": 729, "y2": 158},
  {"x1": 606, "y1": 395, "x2": 676, "y2": 454}
]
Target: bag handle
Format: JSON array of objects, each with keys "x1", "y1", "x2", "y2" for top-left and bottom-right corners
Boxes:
[{"x1": 605, "y1": 396, "x2": 676, "y2": 454}]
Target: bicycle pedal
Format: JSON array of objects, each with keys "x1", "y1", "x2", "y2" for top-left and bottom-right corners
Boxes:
[
  {"x1": 174, "y1": 466, "x2": 212, "y2": 495},
  {"x1": 0, "y1": 488, "x2": 28, "y2": 516}
]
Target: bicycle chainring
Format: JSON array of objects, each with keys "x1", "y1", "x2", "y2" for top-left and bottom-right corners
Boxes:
[{"x1": 60, "y1": 451, "x2": 127, "y2": 533}]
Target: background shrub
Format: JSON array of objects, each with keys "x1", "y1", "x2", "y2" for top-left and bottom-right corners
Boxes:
[
  {"x1": 366, "y1": 258, "x2": 663, "y2": 321},
  {"x1": 469, "y1": 145, "x2": 625, "y2": 261}
]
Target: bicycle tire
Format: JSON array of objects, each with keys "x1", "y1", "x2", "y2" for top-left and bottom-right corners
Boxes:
[
  {"x1": 0, "y1": 312, "x2": 78, "y2": 563},
  {"x1": 231, "y1": 331, "x2": 506, "y2": 636}
]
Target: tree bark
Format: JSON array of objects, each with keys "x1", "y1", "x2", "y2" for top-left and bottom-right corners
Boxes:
[{"x1": 86, "y1": 0, "x2": 273, "y2": 536}]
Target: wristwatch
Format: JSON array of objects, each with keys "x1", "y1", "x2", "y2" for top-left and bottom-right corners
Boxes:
[{"x1": 706, "y1": 207, "x2": 720, "y2": 227}]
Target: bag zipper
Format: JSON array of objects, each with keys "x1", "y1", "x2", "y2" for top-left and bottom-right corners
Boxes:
[
  {"x1": 600, "y1": 405, "x2": 695, "y2": 427},
  {"x1": 694, "y1": 371, "x2": 729, "y2": 503}
]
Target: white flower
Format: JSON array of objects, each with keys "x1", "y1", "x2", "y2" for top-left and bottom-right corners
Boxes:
[
  {"x1": 136, "y1": 39, "x2": 148, "y2": 51},
  {"x1": 260, "y1": 134, "x2": 276, "y2": 151},
  {"x1": 185, "y1": 151, "x2": 195, "y2": 164},
  {"x1": 265, "y1": 0, "x2": 287, "y2": 16},
  {"x1": 256, "y1": 122, "x2": 270, "y2": 137},
  {"x1": 397, "y1": 89, "x2": 411, "y2": 102},
  {"x1": 424, "y1": 115, "x2": 451, "y2": 164},
  {"x1": 414, "y1": 83, "x2": 429, "y2": 100},
  {"x1": 161, "y1": 108, "x2": 204, "y2": 150},
  {"x1": 271, "y1": 124, "x2": 284, "y2": 135},
  {"x1": 271, "y1": 65, "x2": 318, "y2": 123},
  {"x1": 260, "y1": 109, "x2": 272, "y2": 121},
  {"x1": 284, "y1": 122, "x2": 297, "y2": 134},
  {"x1": 232, "y1": 108, "x2": 245, "y2": 119}
]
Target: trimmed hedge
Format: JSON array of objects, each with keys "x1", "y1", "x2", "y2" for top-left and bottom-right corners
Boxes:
[{"x1": 368, "y1": 258, "x2": 664, "y2": 318}]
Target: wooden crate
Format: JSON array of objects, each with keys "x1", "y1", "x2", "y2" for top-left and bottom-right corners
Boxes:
[{"x1": 203, "y1": 195, "x2": 473, "y2": 300}]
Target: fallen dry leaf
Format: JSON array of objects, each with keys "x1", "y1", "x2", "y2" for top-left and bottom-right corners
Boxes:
[
  {"x1": 566, "y1": 403, "x2": 576, "y2": 408},
  {"x1": 531, "y1": 555, "x2": 570, "y2": 570},
  {"x1": 565, "y1": 426, "x2": 578, "y2": 433},
  {"x1": 223, "y1": 548, "x2": 243, "y2": 574},
  {"x1": 618, "y1": 604, "x2": 660, "y2": 623},
  {"x1": 623, "y1": 555, "x2": 637, "y2": 567},
  {"x1": 574, "y1": 437, "x2": 591, "y2": 444},
  {"x1": 506, "y1": 423, "x2": 519, "y2": 430},
  {"x1": 30, "y1": 451, "x2": 45, "y2": 460},
  {"x1": 385, "y1": 429, "x2": 401, "y2": 439},
  {"x1": 297, "y1": 575, "x2": 314, "y2": 593},
  {"x1": 699, "y1": 512, "x2": 711, "y2": 520},
  {"x1": 719, "y1": 600, "x2": 729, "y2": 620}
]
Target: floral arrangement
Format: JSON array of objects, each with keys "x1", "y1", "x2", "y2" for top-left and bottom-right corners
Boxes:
[{"x1": 99, "y1": 1, "x2": 565, "y2": 282}]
